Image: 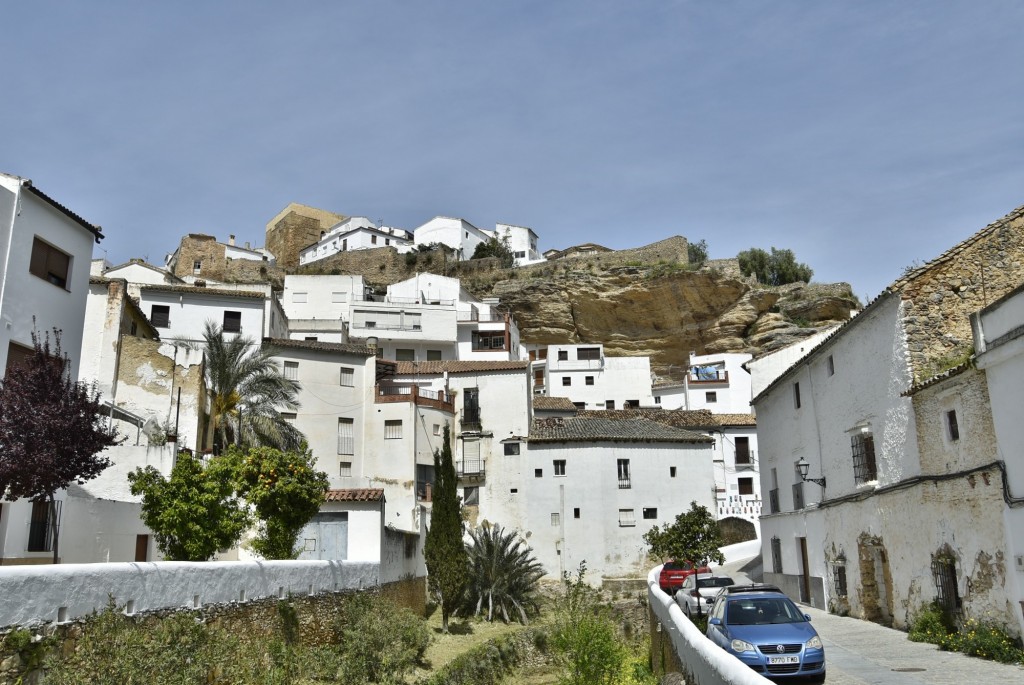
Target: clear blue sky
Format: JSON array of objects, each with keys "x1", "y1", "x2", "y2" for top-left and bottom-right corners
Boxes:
[{"x1": 4, "y1": 1, "x2": 1024, "y2": 300}]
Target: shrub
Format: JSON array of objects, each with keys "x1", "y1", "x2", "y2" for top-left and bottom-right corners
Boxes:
[
  {"x1": 943, "y1": 618, "x2": 1024, "y2": 664},
  {"x1": 335, "y1": 593, "x2": 431, "y2": 684},
  {"x1": 908, "y1": 602, "x2": 952, "y2": 644}
]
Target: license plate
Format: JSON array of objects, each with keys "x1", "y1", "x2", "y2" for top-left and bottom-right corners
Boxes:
[{"x1": 767, "y1": 656, "x2": 799, "y2": 665}]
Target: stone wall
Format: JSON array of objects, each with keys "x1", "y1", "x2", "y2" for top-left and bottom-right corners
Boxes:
[
  {"x1": 266, "y1": 205, "x2": 346, "y2": 271},
  {"x1": 895, "y1": 203, "x2": 1024, "y2": 379},
  {"x1": 172, "y1": 234, "x2": 226, "y2": 281}
]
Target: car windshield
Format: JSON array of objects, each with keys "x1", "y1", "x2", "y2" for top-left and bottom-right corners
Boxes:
[
  {"x1": 726, "y1": 597, "x2": 805, "y2": 625},
  {"x1": 697, "y1": 577, "x2": 734, "y2": 589}
]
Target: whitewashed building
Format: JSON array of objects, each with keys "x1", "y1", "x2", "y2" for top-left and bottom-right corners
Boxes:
[
  {"x1": 413, "y1": 216, "x2": 491, "y2": 260},
  {"x1": 136, "y1": 283, "x2": 270, "y2": 344},
  {"x1": 494, "y1": 223, "x2": 543, "y2": 266},
  {"x1": 298, "y1": 217, "x2": 414, "y2": 266},
  {"x1": 530, "y1": 344, "x2": 654, "y2": 410},
  {"x1": 653, "y1": 352, "x2": 753, "y2": 413}
]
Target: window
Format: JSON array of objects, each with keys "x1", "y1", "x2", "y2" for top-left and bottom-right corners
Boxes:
[
  {"x1": 738, "y1": 477, "x2": 754, "y2": 495},
  {"x1": 464, "y1": 486, "x2": 479, "y2": 505},
  {"x1": 283, "y1": 361, "x2": 299, "y2": 381},
  {"x1": 471, "y1": 332, "x2": 506, "y2": 350},
  {"x1": 794, "y1": 382, "x2": 801, "y2": 409},
  {"x1": 770, "y1": 537, "x2": 783, "y2": 574},
  {"x1": 946, "y1": 410, "x2": 960, "y2": 442},
  {"x1": 535, "y1": 468, "x2": 543, "y2": 478},
  {"x1": 833, "y1": 564, "x2": 848, "y2": 598},
  {"x1": 562, "y1": 377, "x2": 571, "y2": 386},
  {"x1": 605, "y1": 400, "x2": 615, "y2": 409},
  {"x1": 305, "y1": 336, "x2": 318, "y2": 342},
  {"x1": 332, "y1": 291, "x2": 346, "y2": 303},
  {"x1": 585, "y1": 376, "x2": 595, "y2": 386},
  {"x1": 6, "y1": 342, "x2": 34, "y2": 372},
  {"x1": 572, "y1": 402, "x2": 585, "y2": 410},
  {"x1": 27, "y1": 500, "x2": 56, "y2": 552},
  {"x1": 792, "y1": 481, "x2": 805, "y2": 509},
  {"x1": 550, "y1": 513, "x2": 560, "y2": 526},
  {"x1": 504, "y1": 442, "x2": 520, "y2": 455},
  {"x1": 292, "y1": 292, "x2": 307, "y2": 303},
  {"x1": 339, "y1": 367, "x2": 354, "y2": 386},
  {"x1": 371, "y1": 235, "x2": 377, "y2": 244},
  {"x1": 577, "y1": 347, "x2": 600, "y2": 361},
  {"x1": 385, "y1": 238, "x2": 390, "y2": 246},
  {"x1": 427, "y1": 350, "x2": 442, "y2": 361},
  {"x1": 385, "y1": 420, "x2": 402, "y2": 439},
  {"x1": 150, "y1": 305, "x2": 170, "y2": 328},
  {"x1": 618, "y1": 509, "x2": 636, "y2": 527},
  {"x1": 337, "y1": 418, "x2": 354, "y2": 454},
  {"x1": 30, "y1": 238, "x2": 70, "y2": 289},
  {"x1": 655, "y1": 396, "x2": 661, "y2": 404},
  {"x1": 670, "y1": 466, "x2": 677, "y2": 477},
  {"x1": 515, "y1": 251, "x2": 525, "y2": 258},
  {"x1": 706, "y1": 391, "x2": 717, "y2": 403},
  {"x1": 395, "y1": 349, "x2": 415, "y2": 362},
  {"x1": 827, "y1": 355, "x2": 835, "y2": 376},
  {"x1": 433, "y1": 424, "x2": 441, "y2": 436},
  {"x1": 851, "y1": 430, "x2": 878, "y2": 483},
  {"x1": 931, "y1": 554, "x2": 961, "y2": 615},
  {"x1": 573, "y1": 507, "x2": 580, "y2": 519},
  {"x1": 463, "y1": 387, "x2": 481, "y2": 424},
  {"x1": 617, "y1": 459, "x2": 631, "y2": 489},
  {"x1": 554, "y1": 459, "x2": 566, "y2": 476},
  {"x1": 339, "y1": 461, "x2": 352, "y2": 477},
  {"x1": 557, "y1": 350, "x2": 568, "y2": 361},
  {"x1": 642, "y1": 507, "x2": 657, "y2": 519},
  {"x1": 223, "y1": 310, "x2": 241, "y2": 333},
  {"x1": 193, "y1": 260, "x2": 202, "y2": 275}
]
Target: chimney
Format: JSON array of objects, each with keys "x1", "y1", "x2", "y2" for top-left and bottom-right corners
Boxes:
[
  {"x1": 245, "y1": 241, "x2": 251, "y2": 250},
  {"x1": 228, "y1": 234, "x2": 235, "y2": 246}
]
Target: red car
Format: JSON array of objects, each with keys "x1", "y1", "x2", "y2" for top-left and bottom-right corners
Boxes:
[{"x1": 658, "y1": 560, "x2": 711, "y2": 593}]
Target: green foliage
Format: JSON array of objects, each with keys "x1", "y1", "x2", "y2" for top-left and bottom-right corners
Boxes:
[
  {"x1": 941, "y1": 618, "x2": 1024, "y2": 663},
  {"x1": 643, "y1": 501, "x2": 726, "y2": 566},
  {"x1": 918, "y1": 345, "x2": 974, "y2": 382},
  {"x1": 465, "y1": 524, "x2": 544, "y2": 624},
  {"x1": 334, "y1": 593, "x2": 431, "y2": 684},
  {"x1": 687, "y1": 239, "x2": 708, "y2": 268},
  {"x1": 420, "y1": 629, "x2": 541, "y2": 685},
  {"x1": 128, "y1": 451, "x2": 250, "y2": 561},
  {"x1": 471, "y1": 235, "x2": 515, "y2": 268},
  {"x1": 908, "y1": 601, "x2": 955, "y2": 643},
  {"x1": 551, "y1": 563, "x2": 627, "y2": 685},
  {"x1": 738, "y1": 246, "x2": 813, "y2": 286},
  {"x1": 424, "y1": 424, "x2": 470, "y2": 632},
  {"x1": 220, "y1": 444, "x2": 329, "y2": 559}
]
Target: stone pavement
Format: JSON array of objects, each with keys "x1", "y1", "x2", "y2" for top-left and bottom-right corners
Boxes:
[{"x1": 715, "y1": 552, "x2": 1024, "y2": 684}]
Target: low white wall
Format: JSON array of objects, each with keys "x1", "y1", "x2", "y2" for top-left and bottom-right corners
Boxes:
[
  {"x1": 0, "y1": 559, "x2": 379, "y2": 628},
  {"x1": 648, "y1": 565, "x2": 771, "y2": 685}
]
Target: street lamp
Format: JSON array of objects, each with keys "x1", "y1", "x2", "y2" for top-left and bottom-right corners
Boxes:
[{"x1": 797, "y1": 457, "x2": 826, "y2": 488}]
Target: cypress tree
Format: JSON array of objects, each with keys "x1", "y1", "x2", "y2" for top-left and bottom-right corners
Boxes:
[{"x1": 423, "y1": 423, "x2": 469, "y2": 632}]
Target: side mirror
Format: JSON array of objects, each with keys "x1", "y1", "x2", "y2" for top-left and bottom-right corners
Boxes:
[
  {"x1": 709, "y1": 617, "x2": 721, "y2": 626},
  {"x1": 804, "y1": 614, "x2": 812, "y2": 621}
]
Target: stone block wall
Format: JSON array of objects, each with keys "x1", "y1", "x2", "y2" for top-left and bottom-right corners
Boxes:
[
  {"x1": 266, "y1": 207, "x2": 345, "y2": 271},
  {"x1": 172, "y1": 234, "x2": 226, "y2": 281}
]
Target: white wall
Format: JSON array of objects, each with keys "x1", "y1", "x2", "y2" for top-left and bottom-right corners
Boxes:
[
  {"x1": 747, "y1": 327, "x2": 840, "y2": 400},
  {"x1": 413, "y1": 217, "x2": 490, "y2": 258},
  {"x1": 543, "y1": 345, "x2": 655, "y2": 409},
  {"x1": 677, "y1": 353, "x2": 753, "y2": 413},
  {"x1": 103, "y1": 261, "x2": 176, "y2": 285},
  {"x1": 138, "y1": 288, "x2": 265, "y2": 343}
]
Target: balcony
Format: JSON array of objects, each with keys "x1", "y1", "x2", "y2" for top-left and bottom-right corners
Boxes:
[
  {"x1": 375, "y1": 385, "x2": 454, "y2": 413},
  {"x1": 456, "y1": 458, "x2": 486, "y2": 482},
  {"x1": 734, "y1": 450, "x2": 756, "y2": 469},
  {"x1": 618, "y1": 476, "x2": 631, "y2": 490},
  {"x1": 688, "y1": 368, "x2": 729, "y2": 384}
]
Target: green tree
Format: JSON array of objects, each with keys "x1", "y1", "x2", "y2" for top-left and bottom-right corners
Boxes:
[
  {"x1": 220, "y1": 444, "x2": 329, "y2": 559},
  {"x1": 128, "y1": 451, "x2": 250, "y2": 561},
  {"x1": 471, "y1": 234, "x2": 515, "y2": 268},
  {"x1": 551, "y1": 562, "x2": 626, "y2": 685},
  {"x1": 465, "y1": 523, "x2": 544, "y2": 624},
  {"x1": 423, "y1": 424, "x2": 469, "y2": 633},
  {"x1": 687, "y1": 238, "x2": 708, "y2": 268},
  {"x1": 0, "y1": 329, "x2": 120, "y2": 562},
  {"x1": 643, "y1": 501, "x2": 726, "y2": 566},
  {"x1": 738, "y1": 246, "x2": 813, "y2": 286},
  {"x1": 193, "y1": 321, "x2": 303, "y2": 453}
]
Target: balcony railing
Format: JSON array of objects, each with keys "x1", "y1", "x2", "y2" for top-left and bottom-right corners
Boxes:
[
  {"x1": 688, "y1": 368, "x2": 729, "y2": 384},
  {"x1": 734, "y1": 450, "x2": 756, "y2": 468},
  {"x1": 457, "y1": 459, "x2": 486, "y2": 481},
  {"x1": 618, "y1": 476, "x2": 631, "y2": 489},
  {"x1": 375, "y1": 385, "x2": 454, "y2": 412},
  {"x1": 769, "y1": 488, "x2": 780, "y2": 514}
]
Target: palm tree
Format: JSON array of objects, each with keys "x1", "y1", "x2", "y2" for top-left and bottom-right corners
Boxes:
[
  {"x1": 196, "y1": 321, "x2": 304, "y2": 452},
  {"x1": 465, "y1": 523, "x2": 545, "y2": 624}
]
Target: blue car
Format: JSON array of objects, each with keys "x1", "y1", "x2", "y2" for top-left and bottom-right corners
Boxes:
[{"x1": 705, "y1": 585, "x2": 826, "y2": 682}]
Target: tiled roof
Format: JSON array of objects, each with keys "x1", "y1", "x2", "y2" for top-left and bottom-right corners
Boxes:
[
  {"x1": 714, "y1": 413, "x2": 758, "y2": 427},
  {"x1": 394, "y1": 360, "x2": 529, "y2": 374},
  {"x1": 324, "y1": 488, "x2": 384, "y2": 502},
  {"x1": 140, "y1": 283, "x2": 266, "y2": 299},
  {"x1": 528, "y1": 416, "x2": 712, "y2": 444},
  {"x1": 532, "y1": 396, "x2": 578, "y2": 411},
  {"x1": 265, "y1": 338, "x2": 378, "y2": 357},
  {"x1": 583, "y1": 408, "x2": 757, "y2": 429},
  {"x1": 903, "y1": 359, "x2": 975, "y2": 397},
  {"x1": 1, "y1": 173, "x2": 104, "y2": 241}
]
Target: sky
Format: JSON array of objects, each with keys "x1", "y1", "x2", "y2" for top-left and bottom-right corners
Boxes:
[{"x1": 4, "y1": 1, "x2": 1024, "y2": 300}]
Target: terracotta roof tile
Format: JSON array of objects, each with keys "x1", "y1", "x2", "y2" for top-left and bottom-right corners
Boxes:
[
  {"x1": 265, "y1": 338, "x2": 377, "y2": 357},
  {"x1": 393, "y1": 360, "x2": 529, "y2": 374},
  {"x1": 140, "y1": 283, "x2": 266, "y2": 299},
  {"x1": 529, "y1": 415, "x2": 711, "y2": 444},
  {"x1": 583, "y1": 408, "x2": 756, "y2": 428},
  {"x1": 324, "y1": 488, "x2": 384, "y2": 502},
  {"x1": 532, "y1": 396, "x2": 578, "y2": 411}
]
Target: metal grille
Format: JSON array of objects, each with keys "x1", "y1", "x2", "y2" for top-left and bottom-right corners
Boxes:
[
  {"x1": 337, "y1": 418, "x2": 354, "y2": 455},
  {"x1": 769, "y1": 488, "x2": 780, "y2": 514},
  {"x1": 792, "y1": 482, "x2": 805, "y2": 510},
  {"x1": 833, "y1": 565, "x2": 847, "y2": 597},
  {"x1": 617, "y1": 459, "x2": 631, "y2": 489},
  {"x1": 851, "y1": 431, "x2": 877, "y2": 483},
  {"x1": 931, "y1": 556, "x2": 961, "y2": 614},
  {"x1": 770, "y1": 537, "x2": 783, "y2": 574},
  {"x1": 27, "y1": 500, "x2": 60, "y2": 553}
]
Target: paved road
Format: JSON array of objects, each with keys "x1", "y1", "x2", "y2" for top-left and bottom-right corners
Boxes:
[{"x1": 715, "y1": 552, "x2": 1024, "y2": 684}]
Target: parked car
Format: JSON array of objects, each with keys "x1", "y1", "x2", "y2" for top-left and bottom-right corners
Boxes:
[
  {"x1": 705, "y1": 584, "x2": 825, "y2": 682},
  {"x1": 658, "y1": 560, "x2": 711, "y2": 593},
  {"x1": 674, "y1": 573, "x2": 735, "y2": 617}
]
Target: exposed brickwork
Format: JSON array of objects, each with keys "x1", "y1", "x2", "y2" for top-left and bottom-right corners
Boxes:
[
  {"x1": 171, "y1": 234, "x2": 226, "y2": 281},
  {"x1": 266, "y1": 204, "x2": 346, "y2": 271},
  {"x1": 894, "y1": 204, "x2": 1024, "y2": 378}
]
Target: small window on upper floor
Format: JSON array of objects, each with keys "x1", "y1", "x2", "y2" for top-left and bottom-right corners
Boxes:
[
  {"x1": 655, "y1": 396, "x2": 662, "y2": 404},
  {"x1": 946, "y1": 410, "x2": 960, "y2": 442},
  {"x1": 427, "y1": 350, "x2": 442, "y2": 361},
  {"x1": 283, "y1": 361, "x2": 299, "y2": 381},
  {"x1": 794, "y1": 382, "x2": 802, "y2": 409},
  {"x1": 553, "y1": 459, "x2": 566, "y2": 476},
  {"x1": 557, "y1": 350, "x2": 568, "y2": 361},
  {"x1": 193, "y1": 260, "x2": 202, "y2": 275},
  {"x1": 577, "y1": 347, "x2": 600, "y2": 361},
  {"x1": 670, "y1": 466, "x2": 677, "y2": 477},
  {"x1": 504, "y1": 442, "x2": 520, "y2": 456},
  {"x1": 292, "y1": 292, "x2": 307, "y2": 303},
  {"x1": 30, "y1": 237, "x2": 71, "y2": 289},
  {"x1": 585, "y1": 376, "x2": 595, "y2": 386},
  {"x1": 150, "y1": 305, "x2": 170, "y2": 329},
  {"x1": 385, "y1": 420, "x2": 402, "y2": 439},
  {"x1": 706, "y1": 391, "x2": 717, "y2": 403},
  {"x1": 562, "y1": 376, "x2": 571, "y2": 386},
  {"x1": 339, "y1": 367, "x2": 354, "y2": 387},
  {"x1": 371, "y1": 235, "x2": 377, "y2": 244},
  {"x1": 642, "y1": 507, "x2": 658, "y2": 519},
  {"x1": 396, "y1": 349, "x2": 415, "y2": 362},
  {"x1": 851, "y1": 428, "x2": 877, "y2": 483},
  {"x1": 535, "y1": 468, "x2": 543, "y2": 478},
  {"x1": 223, "y1": 311, "x2": 241, "y2": 333}
]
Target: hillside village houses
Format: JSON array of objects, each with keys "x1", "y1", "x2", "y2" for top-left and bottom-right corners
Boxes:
[{"x1": 752, "y1": 203, "x2": 1024, "y2": 639}]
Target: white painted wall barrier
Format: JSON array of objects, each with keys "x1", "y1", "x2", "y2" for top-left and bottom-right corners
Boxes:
[
  {"x1": 648, "y1": 565, "x2": 772, "y2": 685},
  {"x1": 0, "y1": 560, "x2": 380, "y2": 628}
]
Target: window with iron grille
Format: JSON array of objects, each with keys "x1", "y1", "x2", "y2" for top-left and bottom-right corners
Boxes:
[
  {"x1": 617, "y1": 459, "x2": 631, "y2": 489},
  {"x1": 851, "y1": 430, "x2": 877, "y2": 483},
  {"x1": 550, "y1": 513, "x2": 560, "y2": 526},
  {"x1": 463, "y1": 387, "x2": 481, "y2": 424},
  {"x1": 769, "y1": 488, "x2": 780, "y2": 514},
  {"x1": 385, "y1": 420, "x2": 402, "y2": 439},
  {"x1": 27, "y1": 500, "x2": 58, "y2": 552},
  {"x1": 150, "y1": 305, "x2": 170, "y2": 328},
  {"x1": 642, "y1": 507, "x2": 657, "y2": 519},
  {"x1": 833, "y1": 564, "x2": 848, "y2": 598},
  {"x1": 337, "y1": 418, "x2": 354, "y2": 455},
  {"x1": 932, "y1": 555, "x2": 961, "y2": 615},
  {"x1": 339, "y1": 367, "x2": 354, "y2": 386},
  {"x1": 223, "y1": 310, "x2": 242, "y2": 333},
  {"x1": 339, "y1": 461, "x2": 352, "y2": 477},
  {"x1": 770, "y1": 536, "x2": 782, "y2": 574},
  {"x1": 562, "y1": 377, "x2": 571, "y2": 386},
  {"x1": 283, "y1": 361, "x2": 298, "y2": 381},
  {"x1": 554, "y1": 459, "x2": 566, "y2": 476}
]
